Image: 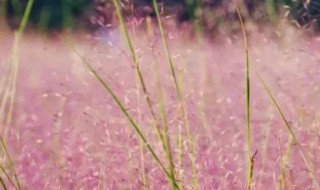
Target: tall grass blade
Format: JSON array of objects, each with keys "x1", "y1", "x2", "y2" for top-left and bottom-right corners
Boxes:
[
  {"x1": 234, "y1": 1, "x2": 253, "y2": 189},
  {"x1": 257, "y1": 74, "x2": 320, "y2": 190},
  {"x1": 17, "y1": 0, "x2": 34, "y2": 35}
]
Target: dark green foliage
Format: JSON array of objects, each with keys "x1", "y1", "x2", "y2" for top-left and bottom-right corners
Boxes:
[
  {"x1": 5, "y1": 0, "x2": 91, "y2": 30},
  {"x1": 243, "y1": 0, "x2": 320, "y2": 29},
  {"x1": 290, "y1": 0, "x2": 320, "y2": 29},
  {"x1": 2, "y1": 0, "x2": 320, "y2": 32}
]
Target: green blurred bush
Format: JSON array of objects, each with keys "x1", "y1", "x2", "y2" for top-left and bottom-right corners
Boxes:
[
  {"x1": 174, "y1": 0, "x2": 320, "y2": 34},
  {"x1": 3, "y1": 0, "x2": 91, "y2": 30},
  {"x1": 1, "y1": 0, "x2": 320, "y2": 33}
]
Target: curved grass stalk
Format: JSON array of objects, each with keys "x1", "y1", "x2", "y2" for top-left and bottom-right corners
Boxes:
[
  {"x1": 71, "y1": 48, "x2": 180, "y2": 190},
  {"x1": 257, "y1": 74, "x2": 320, "y2": 190},
  {"x1": 151, "y1": 0, "x2": 199, "y2": 188},
  {"x1": 233, "y1": 1, "x2": 253, "y2": 189}
]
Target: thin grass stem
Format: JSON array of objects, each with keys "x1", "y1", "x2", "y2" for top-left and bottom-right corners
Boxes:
[{"x1": 234, "y1": 1, "x2": 253, "y2": 189}]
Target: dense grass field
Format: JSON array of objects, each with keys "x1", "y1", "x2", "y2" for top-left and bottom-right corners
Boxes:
[{"x1": 1, "y1": 19, "x2": 320, "y2": 189}]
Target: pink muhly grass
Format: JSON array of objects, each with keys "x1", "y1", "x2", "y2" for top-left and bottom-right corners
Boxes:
[{"x1": 1, "y1": 10, "x2": 320, "y2": 190}]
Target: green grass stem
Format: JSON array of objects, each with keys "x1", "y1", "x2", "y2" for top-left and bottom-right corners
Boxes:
[{"x1": 234, "y1": 1, "x2": 253, "y2": 189}]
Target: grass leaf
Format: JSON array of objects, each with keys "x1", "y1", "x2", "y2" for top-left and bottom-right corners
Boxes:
[{"x1": 234, "y1": 1, "x2": 253, "y2": 189}]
